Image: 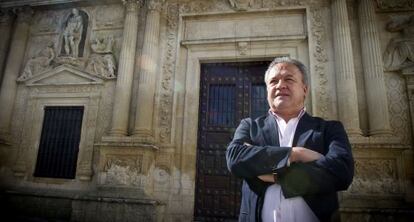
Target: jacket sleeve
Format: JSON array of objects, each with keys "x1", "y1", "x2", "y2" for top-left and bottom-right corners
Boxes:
[
  {"x1": 278, "y1": 121, "x2": 354, "y2": 197},
  {"x1": 226, "y1": 118, "x2": 292, "y2": 179}
]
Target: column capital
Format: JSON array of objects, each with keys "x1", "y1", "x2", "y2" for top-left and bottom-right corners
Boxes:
[
  {"x1": 147, "y1": 0, "x2": 165, "y2": 12},
  {"x1": 122, "y1": 0, "x2": 144, "y2": 12},
  {"x1": 0, "y1": 8, "x2": 15, "y2": 25},
  {"x1": 13, "y1": 6, "x2": 33, "y2": 24}
]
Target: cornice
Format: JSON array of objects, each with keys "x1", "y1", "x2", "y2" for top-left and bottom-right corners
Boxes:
[{"x1": 0, "y1": 0, "x2": 119, "y2": 8}]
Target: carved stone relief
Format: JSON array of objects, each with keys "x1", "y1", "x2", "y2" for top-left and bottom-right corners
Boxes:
[
  {"x1": 386, "y1": 73, "x2": 412, "y2": 144},
  {"x1": 153, "y1": 165, "x2": 170, "y2": 184},
  {"x1": 262, "y1": 0, "x2": 307, "y2": 7},
  {"x1": 178, "y1": 0, "x2": 224, "y2": 14},
  {"x1": 148, "y1": 0, "x2": 166, "y2": 11},
  {"x1": 376, "y1": 0, "x2": 414, "y2": 11},
  {"x1": 102, "y1": 154, "x2": 144, "y2": 186},
  {"x1": 237, "y1": 41, "x2": 249, "y2": 55},
  {"x1": 309, "y1": 6, "x2": 330, "y2": 118},
  {"x1": 178, "y1": 0, "x2": 310, "y2": 13},
  {"x1": 348, "y1": 158, "x2": 402, "y2": 195},
  {"x1": 158, "y1": 3, "x2": 179, "y2": 143},
  {"x1": 228, "y1": 0, "x2": 254, "y2": 11},
  {"x1": 383, "y1": 15, "x2": 414, "y2": 72},
  {"x1": 18, "y1": 6, "x2": 122, "y2": 82},
  {"x1": 85, "y1": 35, "x2": 117, "y2": 79},
  {"x1": 18, "y1": 42, "x2": 56, "y2": 81}
]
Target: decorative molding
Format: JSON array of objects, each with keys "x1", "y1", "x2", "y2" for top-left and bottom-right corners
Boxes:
[
  {"x1": 348, "y1": 158, "x2": 402, "y2": 195},
  {"x1": 376, "y1": 0, "x2": 414, "y2": 12},
  {"x1": 158, "y1": 2, "x2": 179, "y2": 144},
  {"x1": 179, "y1": 0, "x2": 222, "y2": 14},
  {"x1": 102, "y1": 154, "x2": 144, "y2": 186},
  {"x1": 310, "y1": 6, "x2": 330, "y2": 118},
  {"x1": 262, "y1": 0, "x2": 307, "y2": 8},
  {"x1": 0, "y1": 0, "x2": 84, "y2": 8},
  {"x1": 21, "y1": 64, "x2": 104, "y2": 86},
  {"x1": 237, "y1": 41, "x2": 249, "y2": 55},
  {"x1": 152, "y1": 165, "x2": 170, "y2": 184},
  {"x1": 13, "y1": 90, "x2": 101, "y2": 181},
  {"x1": 123, "y1": 0, "x2": 143, "y2": 12},
  {"x1": 148, "y1": 0, "x2": 165, "y2": 11},
  {"x1": 388, "y1": 72, "x2": 413, "y2": 144},
  {"x1": 228, "y1": 0, "x2": 254, "y2": 11}
]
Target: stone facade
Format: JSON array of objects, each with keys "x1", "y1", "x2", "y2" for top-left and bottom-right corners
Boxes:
[{"x1": 0, "y1": 0, "x2": 413, "y2": 221}]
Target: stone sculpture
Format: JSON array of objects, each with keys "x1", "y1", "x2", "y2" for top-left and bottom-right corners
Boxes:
[
  {"x1": 86, "y1": 36, "x2": 117, "y2": 79},
  {"x1": 63, "y1": 8, "x2": 84, "y2": 57},
  {"x1": 384, "y1": 15, "x2": 414, "y2": 71},
  {"x1": 18, "y1": 42, "x2": 55, "y2": 81}
]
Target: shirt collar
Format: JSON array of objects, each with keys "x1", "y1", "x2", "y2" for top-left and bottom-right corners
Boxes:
[{"x1": 269, "y1": 107, "x2": 306, "y2": 122}]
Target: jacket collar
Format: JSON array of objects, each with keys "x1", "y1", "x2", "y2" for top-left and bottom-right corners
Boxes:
[{"x1": 293, "y1": 113, "x2": 316, "y2": 147}]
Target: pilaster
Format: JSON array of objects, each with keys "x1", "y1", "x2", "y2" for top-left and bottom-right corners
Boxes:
[
  {"x1": 358, "y1": 0, "x2": 392, "y2": 136},
  {"x1": 0, "y1": 8, "x2": 15, "y2": 86},
  {"x1": 331, "y1": 0, "x2": 362, "y2": 135},
  {"x1": 0, "y1": 6, "x2": 33, "y2": 143},
  {"x1": 132, "y1": 0, "x2": 164, "y2": 140},
  {"x1": 109, "y1": 0, "x2": 142, "y2": 136}
]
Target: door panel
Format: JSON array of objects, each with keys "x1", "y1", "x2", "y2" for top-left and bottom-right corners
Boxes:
[{"x1": 195, "y1": 61, "x2": 269, "y2": 221}]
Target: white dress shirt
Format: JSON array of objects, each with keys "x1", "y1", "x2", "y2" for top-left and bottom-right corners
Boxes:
[{"x1": 261, "y1": 109, "x2": 319, "y2": 222}]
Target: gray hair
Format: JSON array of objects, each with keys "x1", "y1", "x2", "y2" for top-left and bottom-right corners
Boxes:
[{"x1": 264, "y1": 57, "x2": 308, "y2": 85}]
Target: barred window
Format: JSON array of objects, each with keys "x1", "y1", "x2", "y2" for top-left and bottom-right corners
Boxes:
[{"x1": 34, "y1": 106, "x2": 84, "y2": 179}]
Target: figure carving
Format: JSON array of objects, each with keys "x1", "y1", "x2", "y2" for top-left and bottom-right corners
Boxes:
[
  {"x1": 63, "y1": 8, "x2": 84, "y2": 57},
  {"x1": 18, "y1": 42, "x2": 55, "y2": 81},
  {"x1": 384, "y1": 15, "x2": 414, "y2": 71},
  {"x1": 86, "y1": 36, "x2": 117, "y2": 79}
]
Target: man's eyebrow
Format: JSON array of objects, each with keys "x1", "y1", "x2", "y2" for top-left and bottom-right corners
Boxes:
[{"x1": 282, "y1": 73, "x2": 295, "y2": 78}]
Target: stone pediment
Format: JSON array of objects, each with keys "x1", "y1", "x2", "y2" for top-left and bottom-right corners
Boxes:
[{"x1": 24, "y1": 65, "x2": 104, "y2": 86}]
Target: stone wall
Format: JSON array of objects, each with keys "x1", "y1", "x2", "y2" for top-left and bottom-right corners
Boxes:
[{"x1": 0, "y1": 0, "x2": 413, "y2": 221}]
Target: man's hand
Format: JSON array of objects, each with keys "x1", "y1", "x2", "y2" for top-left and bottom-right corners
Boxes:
[
  {"x1": 289, "y1": 147, "x2": 323, "y2": 163},
  {"x1": 258, "y1": 174, "x2": 276, "y2": 183}
]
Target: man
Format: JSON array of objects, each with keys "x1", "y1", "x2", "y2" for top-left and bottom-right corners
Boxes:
[{"x1": 226, "y1": 57, "x2": 354, "y2": 222}]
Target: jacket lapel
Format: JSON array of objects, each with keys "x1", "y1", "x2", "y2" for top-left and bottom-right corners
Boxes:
[
  {"x1": 293, "y1": 113, "x2": 316, "y2": 147},
  {"x1": 263, "y1": 114, "x2": 279, "y2": 146}
]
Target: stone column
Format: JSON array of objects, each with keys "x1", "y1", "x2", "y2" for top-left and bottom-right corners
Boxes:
[
  {"x1": 109, "y1": 0, "x2": 142, "y2": 136},
  {"x1": 358, "y1": 0, "x2": 392, "y2": 136},
  {"x1": 0, "y1": 7, "x2": 33, "y2": 142},
  {"x1": 132, "y1": 0, "x2": 164, "y2": 139},
  {"x1": 0, "y1": 9, "x2": 15, "y2": 86},
  {"x1": 331, "y1": 0, "x2": 362, "y2": 135}
]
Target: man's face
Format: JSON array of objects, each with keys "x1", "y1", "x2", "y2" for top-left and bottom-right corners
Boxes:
[{"x1": 266, "y1": 63, "x2": 308, "y2": 116}]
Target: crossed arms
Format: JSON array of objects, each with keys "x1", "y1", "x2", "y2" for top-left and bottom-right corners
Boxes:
[{"x1": 226, "y1": 118, "x2": 354, "y2": 197}]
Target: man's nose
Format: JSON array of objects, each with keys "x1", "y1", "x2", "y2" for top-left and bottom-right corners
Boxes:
[{"x1": 276, "y1": 80, "x2": 286, "y2": 89}]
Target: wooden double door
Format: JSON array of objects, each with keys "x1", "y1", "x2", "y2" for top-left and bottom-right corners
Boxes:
[{"x1": 194, "y1": 61, "x2": 270, "y2": 221}]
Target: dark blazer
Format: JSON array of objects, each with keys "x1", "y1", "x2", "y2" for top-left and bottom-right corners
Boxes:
[{"x1": 226, "y1": 113, "x2": 354, "y2": 222}]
